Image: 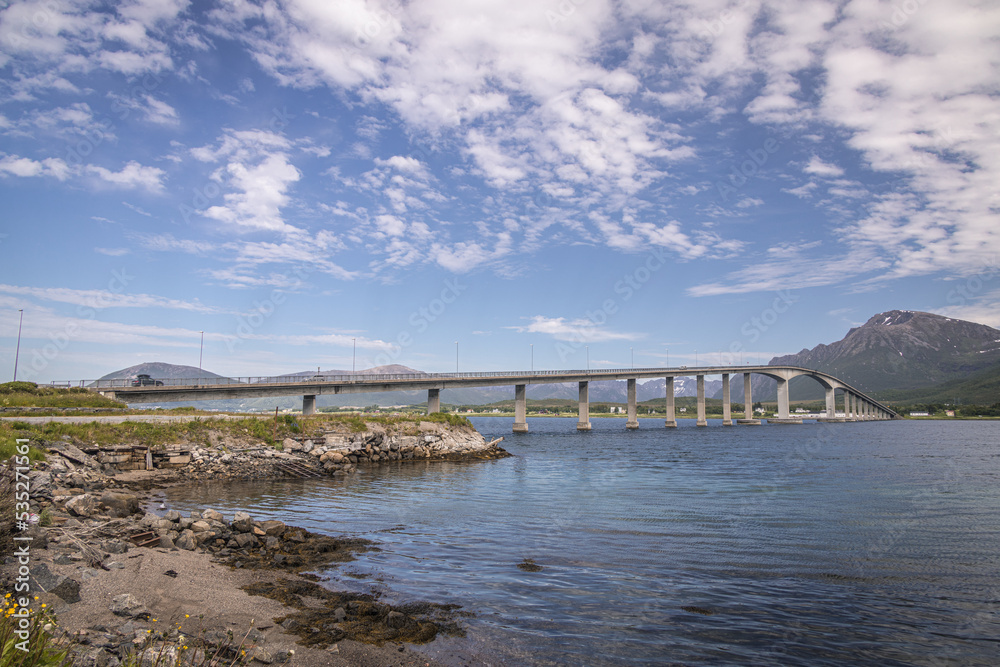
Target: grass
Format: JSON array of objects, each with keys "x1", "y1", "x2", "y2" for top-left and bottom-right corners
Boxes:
[
  {"x1": 0, "y1": 412, "x2": 473, "y2": 455},
  {"x1": 0, "y1": 595, "x2": 71, "y2": 667},
  {"x1": 0, "y1": 382, "x2": 124, "y2": 409}
]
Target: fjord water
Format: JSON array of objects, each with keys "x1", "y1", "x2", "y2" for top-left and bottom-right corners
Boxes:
[{"x1": 163, "y1": 418, "x2": 1000, "y2": 666}]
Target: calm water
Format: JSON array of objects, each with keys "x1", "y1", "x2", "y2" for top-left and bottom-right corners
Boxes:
[{"x1": 161, "y1": 418, "x2": 1000, "y2": 666}]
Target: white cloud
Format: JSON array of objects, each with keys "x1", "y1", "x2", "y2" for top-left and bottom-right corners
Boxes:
[
  {"x1": 0, "y1": 154, "x2": 70, "y2": 180},
  {"x1": 87, "y1": 160, "x2": 165, "y2": 192},
  {"x1": 803, "y1": 156, "x2": 844, "y2": 177},
  {"x1": 0, "y1": 283, "x2": 221, "y2": 313},
  {"x1": 508, "y1": 315, "x2": 642, "y2": 343}
]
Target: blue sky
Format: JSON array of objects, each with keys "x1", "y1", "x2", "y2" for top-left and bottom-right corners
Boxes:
[{"x1": 2, "y1": 0, "x2": 999, "y2": 383}]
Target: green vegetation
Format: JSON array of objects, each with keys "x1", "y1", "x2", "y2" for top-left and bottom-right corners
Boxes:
[
  {"x1": 0, "y1": 412, "x2": 473, "y2": 456},
  {"x1": 0, "y1": 382, "x2": 124, "y2": 409},
  {"x1": 875, "y1": 363, "x2": 1000, "y2": 406},
  {"x1": 1, "y1": 595, "x2": 71, "y2": 667},
  {"x1": 892, "y1": 403, "x2": 1000, "y2": 418}
]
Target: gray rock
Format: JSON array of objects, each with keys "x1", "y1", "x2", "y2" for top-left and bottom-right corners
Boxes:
[
  {"x1": 387, "y1": 611, "x2": 408, "y2": 629},
  {"x1": 158, "y1": 535, "x2": 175, "y2": 549},
  {"x1": 231, "y1": 512, "x2": 254, "y2": 532},
  {"x1": 163, "y1": 510, "x2": 182, "y2": 522},
  {"x1": 259, "y1": 520, "x2": 285, "y2": 537},
  {"x1": 234, "y1": 532, "x2": 257, "y2": 548},
  {"x1": 99, "y1": 492, "x2": 140, "y2": 518},
  {"x1": 175, "y1": 531, "x2": 196, "y2": 551},
  {"x1": 140, "y1": 512, "x2": 159, "y2": 526},
  {"x1": 29, "y1": 562, "x2": 61, "y2": 592},
  {"x1": 101, "y1": 539, "x2": 129, "y2": 554},
  {"x1": 109, "y1": 593, "x2": 150, "y2": 619},
  {"x1": 66, "y1": 493, "x2": 100, "y2": 517},
  {"x1": 190, "y1": 520, "x2": 211, "y2": 533},
  {"x1": 202, "y1": 508, "x2": 224, "y2": 523},
  {"x1": 49, "y1": 577, "x2": 80, "y2": 604},
  {"x1": 333, "y1": 607, "x2": 347, "y2": 621},
  {"x1": 76, "y1": 647, "x2": 119, "y2": 667},
  {"x1": 178, "y1": 517, "x2": 193, "y2": 529}
]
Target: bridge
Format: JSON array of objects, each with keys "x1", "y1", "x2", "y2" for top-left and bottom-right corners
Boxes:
[{"x1": 83, "y1": 365, "x2": 899, "y2": 431}]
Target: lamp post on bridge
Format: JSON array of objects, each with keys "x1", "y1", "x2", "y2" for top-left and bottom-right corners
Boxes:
[
  {"x1": 13, "y1": 309, "x2": 23, "y2": 382},
  {"x1": 352, "y1": 337, "x2": 356, "y2": 375},
  {"x1": 455, "y1": 341, "x2": 458, "y2": 373},
  {"x1": 586, "y1": 345, "x2": 589, "y2": 371},
  {"x1": 530, "y1": 343, "x2": 533, "y2": 372},
  {"x1": 198, "y1": 331, "x2": 204, "y2": 372},
  {"x1": 630, "y1": 346, "x2": 633, "y2": 369}
]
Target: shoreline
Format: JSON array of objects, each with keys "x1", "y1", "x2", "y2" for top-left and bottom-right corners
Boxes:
[{"x1": 1, "y1": 417, "x2": 510, "y2": 665}]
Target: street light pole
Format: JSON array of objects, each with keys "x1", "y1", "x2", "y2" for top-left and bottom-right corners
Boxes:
[
  {"x1": 13, "y1": 309, "x2": 23, "y2": 382},
  {"x1": 455, "y1": 341, "x2": 458, "y2": 373},
  {"x1": 631, "y1": 346, "x2": 634, "y2": 369},
  {"x1": 352, "y1": 338, "x2": 356, "y2": 375},
  {"x1": 530, "y1": 343, "x2": 533, "y2": 372},
  {"x1": 198, "y1": 331, "x2": 204, "y2": 372},
  {"x1": 586, "y1": 345, "x2": 589, "y2": 371}
]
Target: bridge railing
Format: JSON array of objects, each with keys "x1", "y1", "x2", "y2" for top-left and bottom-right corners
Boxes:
[{"x1": 67, "y1": 366, "x2": 751, "y2": 389}]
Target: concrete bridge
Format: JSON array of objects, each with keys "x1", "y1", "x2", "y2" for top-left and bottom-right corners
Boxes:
[{"x1": 87, "y1": 365, "x2": 899, "y2": 431}]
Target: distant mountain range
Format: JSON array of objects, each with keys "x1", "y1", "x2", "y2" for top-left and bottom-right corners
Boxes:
[
  {"x1": 102, "y1": 362, "x2": 720, "y2": 410},
  {"x1": 736, "y1": 310, "x2": 1000, "y2": 403},
  {"x1": 102, "y1": 310, "x2": 1000, "y2": 409}
]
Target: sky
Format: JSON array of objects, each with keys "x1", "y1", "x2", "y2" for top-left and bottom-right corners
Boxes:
[{"x1": 1, "y1": 0, "x2": 999, "y2": 383}]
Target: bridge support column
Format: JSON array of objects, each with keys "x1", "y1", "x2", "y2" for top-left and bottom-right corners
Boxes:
[
  {"x1": 721, "y1": 373, "x2": 732, "y2": 425},
  {"x1": 513, "y1": 384, "x2": 528, "y2": 433},
  {"x1": 578, "y1": 381, "x2": 591, "y2": 431},
  {"x1": 626, "y1": 378, "x2": 639, "y2": 429},
  {"x1": 776, "y1": 378, "x2": 790, "y2": 419},
  {"x1": 664, "y1": 377, "x2": 676, "y2": 427},
  {"x1": 302, "y1": 395, "x2": 316, "y2": 416},
  {"x1": 427, "y1": 388, "x2": 441, "y2": 415},
  {"x1": 744, "y1": 372, "x2": 753, "y2": 419},
  {"x1": 825, "y1": 387, "x2": 836, "y2": 419},
  {"x1": 696, "y1": 375, "x2": 707, "y2": 426}
]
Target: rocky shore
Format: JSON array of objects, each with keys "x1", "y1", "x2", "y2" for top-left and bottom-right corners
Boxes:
[{"x1": 1, "y1": 418, "x2": 510, "y2": 665}]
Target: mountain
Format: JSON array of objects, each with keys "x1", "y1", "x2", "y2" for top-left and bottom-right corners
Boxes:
[
  {"x1": 97, "y1": 362, "x2": 719, "y2": 410},
  {"x1": 95, "y1": 361, "x2": 228, "y2": 382},
  {"x1": 737, "y1": 310, "x2": 1000, "y2": 402}
]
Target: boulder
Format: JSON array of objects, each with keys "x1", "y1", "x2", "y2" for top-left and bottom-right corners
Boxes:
[
  {"x1": 50, "y1": 577, "x2": 81, "y2": 603},
  {"x1": 282, "y1": 438, "x2": 302, "y2": 451},
  {"x1": 259, "y1": 520, "x2": 286, "y2": 537},
  {"x1": 234, "y1": 532, "x2": 257, "y2": 548},
  {"x1": 100, "y1": 492, "x2": 139, "y2": 517},
  {"x1": 231, "y1": 512, "x2": 254, "y2": 533},
  {"x1": 65, "y1": 494, "x2": 99, "y2": 517},
  {"x1": 190, "y1": 520, "x2": 212, "y2": 533},
  {"x1": 109, "y1": 593, "x2": 150, "y2": 619},
  {"x1": 175, "y1": 531, "x2": 197, "y2": 551},
  {"x1": 163, "y1": 510, "x2": 182, "y2": 522},
  {"x1": 202, "y1": 509, "x2": 225, "y2": 523}
]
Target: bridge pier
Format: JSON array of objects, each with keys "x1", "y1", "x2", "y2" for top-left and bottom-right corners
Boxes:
[
  {"x1": 776, "y1": 377, "x2": 790, "y2": 419},
  {"x1": 303, "y1": 394, "x2": 316, "y2": 416},
  {"x1": 664, "y1": 377, "x2": 676, "y2": 427},
  {"x1": 626, "y1": 378, "x2": 639, "y2": 429},
  {"x1": 737, "y1": 372, "x2": 760, "y2": 424},
  {"x1": 825, "y1": 387, "x2": 836, "y2": 419},
  {"x1": 427, "y1": 388, "x2": 441, "y2": 415},
  {"x1": 578, "y1": 381, "x2": 591, "y2": 431},
  {"x1": 721, "y1": 373, "x2": 732, "y2": 425},
  {"x1": 696, "y1": 375, "x2": 707, "y2": 426},
  {"x1": 513, "y1": 384, "x2": 528, "y2": 433}
]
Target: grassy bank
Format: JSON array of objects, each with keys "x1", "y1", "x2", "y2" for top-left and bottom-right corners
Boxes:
[
  {"x1": 0, "y1": 412, "x2": 473, "y2": 452},
  {"x1": 0, "y1": 382, "x2": 124, "y2": 409}
]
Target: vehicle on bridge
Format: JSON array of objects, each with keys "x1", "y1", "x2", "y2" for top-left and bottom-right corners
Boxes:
[{"x1": 131, "y1": 374, "x2": 164, "y2": 387}]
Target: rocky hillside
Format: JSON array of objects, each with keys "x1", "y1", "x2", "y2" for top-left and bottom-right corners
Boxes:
[{"x1": 736, "y1": 310, "x2": 1000, "y2": 401}]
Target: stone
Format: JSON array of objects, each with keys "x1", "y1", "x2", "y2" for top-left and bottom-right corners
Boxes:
[
  {"x1": 66, "y1": 493, "x2": 100, "y2": 517},
  {"x1": 109, "y1": 593, "x2": 150, "y2": 619},
  {"x1": 249, "y1": 647, "x2": 274, "y2": 664},
  {"x1": 387, "y1": 611, "x2": 407, "y2": 629},
  {"x1": 259, "y1": 520, "x2": 285, "y2": 537},
  {"x1": 283, "y1": 527, "x2": 307, "y2": 542},
  {"x1": 178, "y1": 517, "x2": 194, "y2": 529},
  {"x1": 333, "y1": 607, "x2": 347, "y2": 621},
  {"x1": 302, "y1": 441, "x2": 314, "y2": 453},
  {"x1": 101, "y1": 539, "x2": 129, "y2": 554},
  {"x1": 282, "y1": 438, "x2": 302, "y2": 451},
  {"x1": 140, "y1": 512, "x2": 159, "y2": 526},
  {"x1": 235, "y1": 532, "x2": 257, "y2": 548},
  {"x1": 202, "y1": 508, "x2": 225, "y2": 523},
  {"x1": 232, "y1": 511, "x2": 254, "y2": 532},
  {"x1": 253, "y1": 526, "x2": 266, "y2": 536},
  {"x1": 190, "y1": 520, "x2": 211, "y2": 533},
  {"x1": 76, "y1": 647, "x2": 119, "y2": 667},
  {"x1": 163, "y1": 510, "x2": 182, "y2": 522},
  {"x1": 175, "y1": 531, "x2": 197, "y2": 551},
  {"x1": 99, "y1": 492, "x2": 139, "y2": 518},
  {"x1": 264, "y1": 536, "x2": 280, "y2": 550},
  {"x1": 158, "y1": 535, "x2": 175, "y2": 549}
]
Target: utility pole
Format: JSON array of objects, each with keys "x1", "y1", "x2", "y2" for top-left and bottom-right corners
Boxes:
[{"x1": 13, "y1": 309, "x2": 23, "y2": 381}]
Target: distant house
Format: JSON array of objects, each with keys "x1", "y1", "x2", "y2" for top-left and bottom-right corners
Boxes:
[
  {"x1": 679, "y1": 407, "x2": 687, "y2": 413},
  {"x1": 909, "y1": 411, "x2": 930, "y2": 417},
  {"x1": 946, "y1": 410, "x2": 955, "y2": 417}
]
